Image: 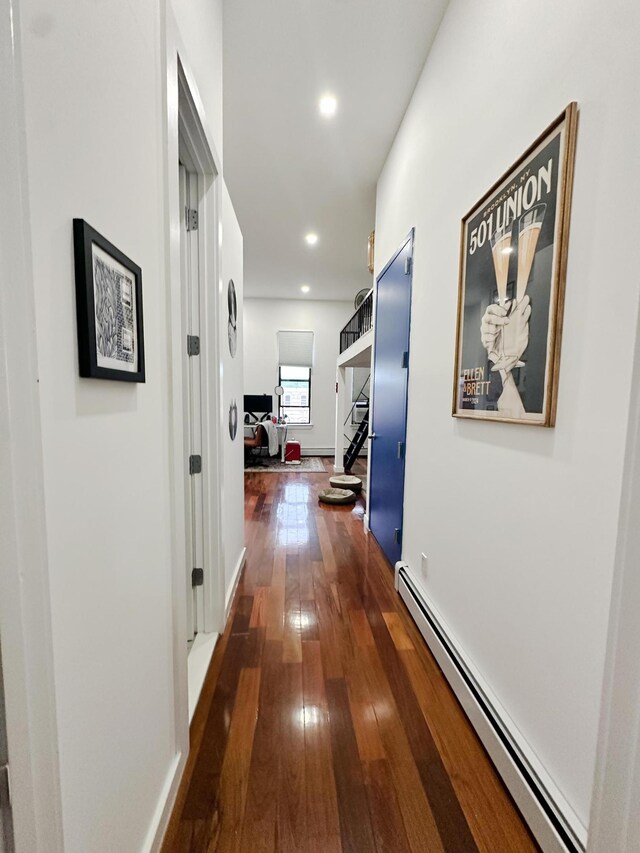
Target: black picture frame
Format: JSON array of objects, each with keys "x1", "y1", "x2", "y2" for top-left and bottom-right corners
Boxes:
[{"x1": 73, "y1": 219, "x2": 146, "y2": 382}]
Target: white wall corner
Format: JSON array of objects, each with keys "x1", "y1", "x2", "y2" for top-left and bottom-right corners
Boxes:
[
  {"x1": 143, "y1": 752, "x2": 185, "y2": 853},
  {"x1": 0, "y1": 0, "x2": 64, "y2": 847},
  {"x1": 587, "y1": 297, "x2": 640, "y2": 853}
]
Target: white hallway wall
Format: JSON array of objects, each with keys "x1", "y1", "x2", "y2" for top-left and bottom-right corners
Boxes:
[
  {"x1": 375, "y1": 0, "x2": 639, "y2": 835},
  {"x1": 16, "y1": 0, "x2": 239, "y2": 850},
  {"x1": 243, "y1": 297, "x2": 352, "y2": 453},
  {"x1": 221, "y1": 186, "x2": 245, "y2": 599}
]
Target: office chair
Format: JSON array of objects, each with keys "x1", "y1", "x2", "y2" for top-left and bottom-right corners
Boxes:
[{"x1": 244, "y1": 422, "x2": 269, "y2": 466}]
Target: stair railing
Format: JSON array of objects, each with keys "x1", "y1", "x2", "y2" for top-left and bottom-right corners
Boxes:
[{"x1": 339, "y1": 290, "x2": 373, "y2": 354}]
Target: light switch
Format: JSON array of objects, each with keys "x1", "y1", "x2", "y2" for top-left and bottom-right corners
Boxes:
[{"x1": 421, "y1": 552, "x2": 428, "y2": 577}]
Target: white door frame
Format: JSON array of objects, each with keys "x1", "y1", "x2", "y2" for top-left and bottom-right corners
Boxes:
[
  {"x1": 155, "y1": 12, "x2": 226, "y2": 847},
  {"x1": 0, "y1": 0, "x2": 64, "y2": 850},
  {"x1": 179, "y1": 164, "x2": 207, "y2": 642},
  {"x1": 178, "y1": 164, "x2": 196, "y2": 642},
  {"x1": 175, "y1": 61, "x2": 225, "y2": 636}
]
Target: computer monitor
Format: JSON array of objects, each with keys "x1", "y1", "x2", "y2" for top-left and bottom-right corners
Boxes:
[{"x1": 244, "y1": 394, "x2": 273, "y2": 421}]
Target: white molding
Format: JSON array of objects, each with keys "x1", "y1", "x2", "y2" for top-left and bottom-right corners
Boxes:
[
  {"x1": 363, "y1": 513, "x2": 370, "y2": 533},
  {"x1": 225, "y1": 547, "x2": 247, "y2": 621},
  {"x1": 164, "y1": 7, "x2": 190, "y2": 810},
  {"x1": 0, "y1": 1, "x2": 64, "y2": 849},
  {"x1": 187, "y1": 633, "x2": 219, "y2": 722},
  {"x1": 397, "y1": 567, "x2": 586, "y2": 853}
]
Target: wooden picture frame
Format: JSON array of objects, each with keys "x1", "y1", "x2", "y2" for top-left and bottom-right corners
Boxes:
[
  {"x1": 73, "y1": 219, "x2": 145, "y2": 382},
  {"x1": 452, "y1": 102, "x2": 577, "y2": 426}
]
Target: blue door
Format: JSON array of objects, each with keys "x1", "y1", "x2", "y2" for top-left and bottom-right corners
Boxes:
[{"x1": 369, "y1": 232, "x2": 413, "y2": 566}]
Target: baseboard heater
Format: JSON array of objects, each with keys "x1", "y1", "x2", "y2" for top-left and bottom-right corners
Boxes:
[{"x1": 395, "y1": 564, "x2": 587, "y2": 853}]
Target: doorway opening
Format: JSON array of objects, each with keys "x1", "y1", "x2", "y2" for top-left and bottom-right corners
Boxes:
[
  {"x1": 368, "y1": 231, "x2": 414, "y2": 566},
  {"x1": 172, "y1": 62, "x2": 225, "y2": 719},
  {"x1": 179, "y1": 162, "x2": 205, "y2": 645}
]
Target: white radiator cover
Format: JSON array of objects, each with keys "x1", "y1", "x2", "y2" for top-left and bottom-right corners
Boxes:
[{"x1": 394, "y1": 563, "x2": 587, "y2": 853}]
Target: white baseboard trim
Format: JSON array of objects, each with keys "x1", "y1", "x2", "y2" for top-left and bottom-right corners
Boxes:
[
  {"x1": 363, "y1": 513, "x2": 369, "y2": 533},
  {"x1": 225, "y1": 546, "x2": 247, "y2": 621},
  {"x1": 144, "y1": 750, "x2": 185, "y2": 853},
  {"x1": 187, "y1": 632, "x2": 219, "y2": 722},
  {"x1": 395, "y1": 564, "x2": 587, "y2": 853}
]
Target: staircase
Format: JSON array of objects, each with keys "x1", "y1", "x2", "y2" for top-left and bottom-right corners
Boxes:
[{"x1": 344, "y1": 406, "x2": 369, "y2": 471}]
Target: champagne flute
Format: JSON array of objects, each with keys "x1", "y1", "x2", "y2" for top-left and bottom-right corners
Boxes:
[
  {"x1": 516, "y1": 203, "x2": 546, "y2": 303},
  {"x1": 490, "y1": 221, "x2": 513, "y2": 307},
  {"x1": 489, "y1": 221, "x2": 514, "y2": 363}
]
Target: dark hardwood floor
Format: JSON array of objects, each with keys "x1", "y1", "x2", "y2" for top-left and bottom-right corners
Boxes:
[{"x1": 162, "y1": 468, "x2": 538, "y2": 852}]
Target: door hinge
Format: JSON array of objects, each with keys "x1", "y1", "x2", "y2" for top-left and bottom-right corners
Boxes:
[
  {"x1": 185, "y1": 207, "x2": 198, "y2": 231},
  {"x1": 189, "y1": 454, "x2": 202, "y2": 475},
  {"x1": 404, "y1": 256, "x2": 412, "y2": 275},
  {"x1": 187, "y1": 335, "x2": 200, "y2": 356},
  {"x1": 0, "y1": 763, "x2": 11, "y2": 810},
  {"x1": 397, "y1": 441, "x2": 405, "y2": 460},
  {"x1": 191, "y1": 568, "x2": 204, "y2": 587},
  {"x1": 401, "y1": 351, "x2": 409, "y2": 368},
  {"x1": 394, "y1": 528, "x2": 402, "y2": 545}
]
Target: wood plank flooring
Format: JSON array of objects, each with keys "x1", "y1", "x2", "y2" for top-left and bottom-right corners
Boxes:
[{"x1": 162, "y1": 466, "x2": 539, "y2": 853}]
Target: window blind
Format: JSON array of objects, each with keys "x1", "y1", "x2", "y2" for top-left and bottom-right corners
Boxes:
[{"x1": 277, "y1": 330, "x2": 314, "y2": 367}]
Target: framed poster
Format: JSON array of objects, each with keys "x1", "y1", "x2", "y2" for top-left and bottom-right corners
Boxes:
[
  {"x1": 452, "y1": 103, "x2": 577, "y2": 426},
  {"x1": 73, "y1": 219, "x2": 145, "y2": 382}
]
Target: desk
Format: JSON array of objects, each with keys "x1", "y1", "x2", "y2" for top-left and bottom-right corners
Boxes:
[
  {"x1": 244, "y1": 422, "x2": 289, "y2": 461},
  {"x1": 276, "y1": 424, "x2": 288, "y2": 461}
]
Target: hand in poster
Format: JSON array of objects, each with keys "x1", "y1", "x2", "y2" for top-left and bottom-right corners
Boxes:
[
  {"x1": 491, "y1": 296, "x2": 531, "y2": 373},
  {"x1": 498, "y1": 372, "x2": 526, "y2": 417},
  {"x1": 480, "y1": 303, "x2": 509, "y2": 364}
]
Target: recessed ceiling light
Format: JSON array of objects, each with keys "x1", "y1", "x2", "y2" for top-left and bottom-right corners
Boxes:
[
  {"x1": 319, "y1": 94, "x2": 337, "y2": 117},
  {"x1": 300, "y1": 285, "x2": 310, "y2": 293},
  {"x1": 305, "y1": 232, "x2": 318, "y2": 246}
]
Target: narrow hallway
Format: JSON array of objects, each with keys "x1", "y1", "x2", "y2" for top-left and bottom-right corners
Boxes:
[{"x1": 162, "y1": 469, "x2": 538, "y2": 852}]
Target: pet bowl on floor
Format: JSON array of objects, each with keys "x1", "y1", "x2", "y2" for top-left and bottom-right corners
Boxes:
[
  {"x1": 329, "y1": 474, "x2": 363, "y2": 493},
  {"x1": 318, "y1": 487, "x2": 357, "y2": 505}
]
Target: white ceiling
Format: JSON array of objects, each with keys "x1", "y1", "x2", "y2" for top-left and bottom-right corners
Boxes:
[{"x1": 223, "y1": 0, "x2": 449, "y2": 303}]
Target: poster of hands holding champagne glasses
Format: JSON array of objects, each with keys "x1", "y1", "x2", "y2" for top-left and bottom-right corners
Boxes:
[{"x1": 453, "y1": 103, "x2": 577, "y2": 426}]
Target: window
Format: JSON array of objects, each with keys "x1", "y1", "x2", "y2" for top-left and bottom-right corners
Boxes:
[
  {"x1": 277, "y1": 330, "x2": 313, "y2": 425},
  {"x1": 279, "y1": 365, "x2": 311, "y2": 424}
]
